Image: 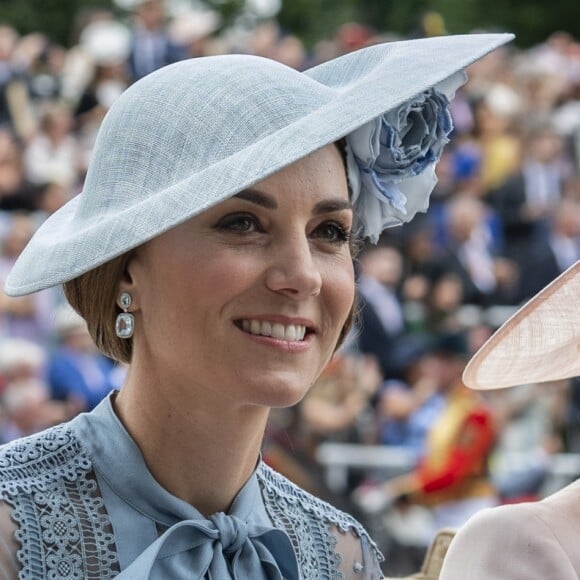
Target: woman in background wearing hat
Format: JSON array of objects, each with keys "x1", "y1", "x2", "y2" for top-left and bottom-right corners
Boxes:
[
  {"x1": 0, "y1": 34, "x2": 511, "y2": 579},
  {"x1": 440, "y1": 260, "x2": 580, "y2": 579}
]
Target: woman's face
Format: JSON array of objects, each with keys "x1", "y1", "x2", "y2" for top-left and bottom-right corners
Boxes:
[{"x1": 124, "y1": 144, "x2": 355, "y2": 408}]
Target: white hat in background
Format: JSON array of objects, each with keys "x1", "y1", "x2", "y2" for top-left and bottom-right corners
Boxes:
[{"x1": 79, "y1": 20, "x2": 131, "y2": 66}]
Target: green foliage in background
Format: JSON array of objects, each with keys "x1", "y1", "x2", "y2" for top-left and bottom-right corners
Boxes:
[
  {"x1": 276, "y1": 0, "x2": 580, "y2": 48},
  {"x1": 0, "y1": 0, "x2": 578, "y2": 49},
  {"x1": 0, "y1": 0, "x2": 118, "y2": 45}
]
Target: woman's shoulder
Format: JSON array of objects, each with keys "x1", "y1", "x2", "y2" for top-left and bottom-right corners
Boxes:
[{"x1": 0, "y1": 421, "x2": 90, "y2": 498}]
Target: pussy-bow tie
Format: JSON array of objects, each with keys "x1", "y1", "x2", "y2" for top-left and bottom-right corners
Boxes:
[{"x1": 116, "y1": 512, "x2": 300, "y2": 579}]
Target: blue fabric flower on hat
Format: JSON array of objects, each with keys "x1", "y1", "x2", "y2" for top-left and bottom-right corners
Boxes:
[{"x1": 346, "y1": 71, "x2": 466, "y2": 242}]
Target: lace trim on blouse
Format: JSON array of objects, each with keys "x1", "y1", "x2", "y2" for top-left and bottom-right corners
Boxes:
[
  {"x1": 257, "y1": 463, "x2": 383, "y2": 579},
  {"x1": 0, "y1": 424, "x2": 120, "y2": 579}
]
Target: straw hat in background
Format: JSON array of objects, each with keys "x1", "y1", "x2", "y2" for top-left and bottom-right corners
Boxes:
[{"x1": 463, "y1": 260, "x2": 580, "y2": 390}]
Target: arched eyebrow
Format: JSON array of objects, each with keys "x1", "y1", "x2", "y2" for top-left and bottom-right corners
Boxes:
[
  {"x1": 313, "y1": 199, "x2": 353, "y2": 215},
  {"x1": 234, "y1": 189, "x2": 277, "y2": 209},
  {"x1": 234, "y1": 189, "x2": 352, "y2": 214}
]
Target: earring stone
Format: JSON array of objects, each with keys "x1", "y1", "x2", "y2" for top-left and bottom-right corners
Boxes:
[
  {"x1": 120, "y1": 292, "x2": 132, "y2": 309},
  {"x1": 115, "y1": 292, "x2": 134, "y2": 339}
]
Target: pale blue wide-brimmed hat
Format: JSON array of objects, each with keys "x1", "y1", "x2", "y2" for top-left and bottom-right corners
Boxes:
[{"x1": 5, "y1": 33, "x2": 513, "y2": 296}]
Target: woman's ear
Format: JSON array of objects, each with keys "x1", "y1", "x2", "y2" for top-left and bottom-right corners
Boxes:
[{"x1": 117, "y1": 251, "x2": 139, "y2": 311}]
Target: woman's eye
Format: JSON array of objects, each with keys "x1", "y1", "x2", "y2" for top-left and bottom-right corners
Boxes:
[
  {"x1": 215, "y1": 214, "x2": 260, "y2": 233},
  {"x1": 313, "y1": 221, "x2": 351, "y2": 244}
]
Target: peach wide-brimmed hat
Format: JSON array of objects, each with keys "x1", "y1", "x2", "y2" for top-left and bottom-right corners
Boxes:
[{"x1": 463, "y1": 260, "x2": 580, "y2": 389}]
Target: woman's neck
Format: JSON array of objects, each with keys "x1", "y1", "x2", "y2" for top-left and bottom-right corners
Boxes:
[{"x1": 114, "y1": 365, "x2": 269, "y2": 517}]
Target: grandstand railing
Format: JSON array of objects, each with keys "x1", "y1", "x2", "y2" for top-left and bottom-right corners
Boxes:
[{"x1": 316, "y1": 442, "x2": 580, "y2": 495}]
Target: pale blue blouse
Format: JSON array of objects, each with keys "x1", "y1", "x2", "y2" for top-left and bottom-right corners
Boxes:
[{"x1": 0, "y1": 394, "x2": 383, "y2": 579}]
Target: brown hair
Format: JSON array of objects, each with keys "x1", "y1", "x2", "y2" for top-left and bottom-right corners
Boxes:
[
  {"x1": 335, "y1": 302, "x2": 356, "y2": 351},
  {"x1": 63, "y1": 253, "x2": 133, "y2": 364},
  {"x1": 335, "y1": 137, "x2": 360, "y2": 349}
]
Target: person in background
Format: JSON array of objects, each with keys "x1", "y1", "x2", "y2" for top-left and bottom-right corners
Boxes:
[
  {"x1": 487, "y1": 380, "x2": 566, "y2": 504},
  {"x1": 301, "y1": 354, "x2": 381, "y2": 445},
  {"x1": 377, "y1": 336, "x2": 446, "y2": 458},
  {"x1": 471, "y1": 89, "x2": 521, "y2": 195},
  {"x1": 0, "y1": 131, "x2": 39, "y2": 212},
  {"x1": 514, "y1": 198, "x2": 580, "y2": 300},
  {"x1": 490, "y1": 125, "x2": 570, "y2": 271},
  {"x1": 167, "y1": 8, "x2": 220, "y2": 60},
  {"x1": 356, "y1": 333, "x2": 498, "y2": 538},
  {"x1": 23, "y1": 101, "x2": 79, "y2": 189},
  {"x1": 0, "y1": 338, "x2": 67, "y2": 443},
  {"x1": 127, "y1": 0, "x2": 186, "y2": 81},
  {"x1": 440, "y1": 260, "x2": 580, "y2": 579},
  {"x1": 357, "y1": 245, "x2": 407, "y2": 379},
  {"x1": 0, "y1": 26, "x2": 35, "y2": 141},
  {"x1": 433, "y1": 196, "x2": 518, "y2": 306},
  {"x1": 0, "y1": 213, "x2": 56, "y2": 344},
  {"x1": 0, "y1": 379, "x2": 62, "y2": 444},
  {"x1": 72, "y1": 18, "x2": 132, "y2": 175},
  {"x1": 47, "y1": 304, "x2": 124, "y2": 411}
]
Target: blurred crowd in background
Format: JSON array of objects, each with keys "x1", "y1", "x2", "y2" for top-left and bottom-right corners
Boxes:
[{"x1": 1, "y1": 0, "x2": 580, "y2": 574}]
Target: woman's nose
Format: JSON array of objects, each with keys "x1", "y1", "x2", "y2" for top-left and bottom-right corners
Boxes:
[{"x1": 265, "y1": 237, "x2": 322, "y2": 298}]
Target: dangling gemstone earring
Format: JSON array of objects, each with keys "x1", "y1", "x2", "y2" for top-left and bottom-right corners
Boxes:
[{"x1": 115, "y1": 292, "x2": 134, "y2": 339}]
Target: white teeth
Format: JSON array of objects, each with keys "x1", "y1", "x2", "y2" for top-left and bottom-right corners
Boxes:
[
  {"x1": 285, "y1": 325, "x2": 297, "y2": 342},
  {"x1": 271, "y1": 323, "x2": 285, "y2": 340},
  {"x1": 239, "y1": 320, "x2": 307, "y2": 341}
]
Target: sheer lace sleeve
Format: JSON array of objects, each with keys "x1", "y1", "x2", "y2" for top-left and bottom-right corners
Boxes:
[
  {"x1": 332, "y1": 524, "x2": 383, "y2": 579},
  {"x1": 258, "y1": 463, "x2": 384, "y2": 578},
  {"x1": 0, "y1": 502, "x2": 19, "y2": 580}
]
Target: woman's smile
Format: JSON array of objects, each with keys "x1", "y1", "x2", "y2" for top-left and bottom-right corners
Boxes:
[
  {"x1": 239, "y1": 319, "x2": 308, "y2": 342},
  {"x1": 235, "y1": 314, "x2": 316, "y2": 341},
  {"x1": 234, "y1": 315, "x2": 317, "y2": 353}
]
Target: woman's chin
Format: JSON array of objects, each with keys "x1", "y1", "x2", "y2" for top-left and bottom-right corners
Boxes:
[{"x1": 239, "y1": 373, "x2": 313, "y2": 409}]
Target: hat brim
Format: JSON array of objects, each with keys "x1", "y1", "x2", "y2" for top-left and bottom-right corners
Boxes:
[
  {"x1": 5, "y1": 33, "x2": 513, "y2": 296},
  {"x1": 463, "y1": 261, "x2": 580, "y2": 390}
]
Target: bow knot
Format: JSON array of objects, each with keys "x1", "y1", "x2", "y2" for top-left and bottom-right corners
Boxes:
[
  {"x1": 210, "y1": 512, "x2": 248, "y2": 554},
  {"x1": 116, "y1": 514, "x2": 299, "y2": 579}
]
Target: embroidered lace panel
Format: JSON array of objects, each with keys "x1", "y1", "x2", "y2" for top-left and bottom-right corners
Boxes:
[
  {"x1": 0, "y1": 425, "x2": 120, "y2": 579},
  {"x1": 257, "y1": 464, "x2": 384, "y2": 579}
]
